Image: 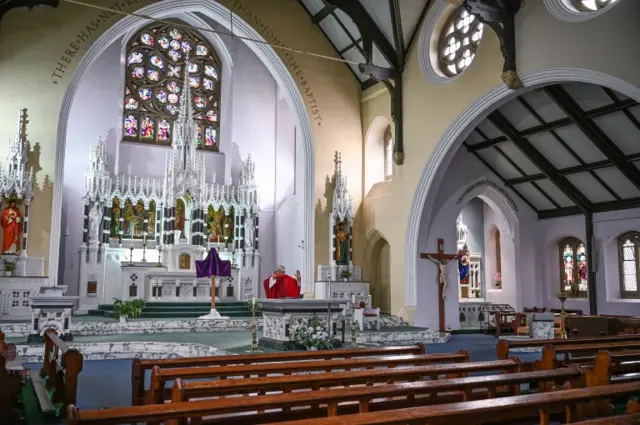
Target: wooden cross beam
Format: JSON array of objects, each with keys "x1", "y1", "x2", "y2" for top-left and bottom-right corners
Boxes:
[{"x1": 420, "y1": 239, "x2": 459, "y2": 333}]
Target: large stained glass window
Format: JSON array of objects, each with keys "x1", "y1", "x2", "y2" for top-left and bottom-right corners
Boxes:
[
  {"x1": 123, "y1": 23, "x2": 221, "y2": 151},
  {"x1": 618, "y1": 232, "x2": 640, "y2": 298},
  {"x1": 438, "y1": 7, "x2": 484, "y2": 77},
  {"x1": 559, "y1": 237, "x2": 588, "y2": 297}
]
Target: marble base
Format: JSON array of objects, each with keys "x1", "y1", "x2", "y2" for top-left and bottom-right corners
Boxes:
[
  {"x1": 15, "y1": 341, "x2": 231, "y2": 362},
  {"x1": 198, "y1": 308, "x2": 230, "y2": 320},
  {"x1": 259, "y1": 337, "x2": 344, "y2": 351},
  {"x1": 356, "y1": 330, "x2": 450, "y2": 346}
]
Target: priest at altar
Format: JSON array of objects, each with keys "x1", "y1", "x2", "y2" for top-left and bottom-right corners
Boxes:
[{"x1": 263, "y1": 265, "x2": 302, "y2": 299}]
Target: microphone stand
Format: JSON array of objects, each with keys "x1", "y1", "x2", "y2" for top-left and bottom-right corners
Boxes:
[{"x1": 326, "y1": 269, "x2": 332, "y2": 344}]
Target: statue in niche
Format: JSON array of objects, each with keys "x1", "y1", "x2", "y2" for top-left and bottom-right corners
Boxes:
[
  {"x1": 88, "y1": 203, "x2": 103, "y2": 244},
  {"x1": 110, "y1": 197, "x2": 121, "y2": 237},
  {"x1": 335, "y1": 220, "x2": 348, "y2": 265},
  {"x1": 175, "y1": 198, "x2": 186, "y2": 233},
  {"x1": 179, "y1": 253, "x2": 190, "y2": 269},
  {"x1": 122, "y1": 199, "x2": 144, "y2": 238},
  {"x1": 244, "y1": 213, "x2": 255, "y2": 248},
  {"x1": 458, "y1": 244, "x2": 470, "y2": 296},
  {"x1": 1, "y1": 197, "x2": 22, "y2": 254},
  {"x1": 207, "y1": 205, "x2": 224, "y2": 242}
]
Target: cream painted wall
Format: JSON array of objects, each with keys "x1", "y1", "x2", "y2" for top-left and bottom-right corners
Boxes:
[
  {"x1": 362, "y1": 0, "x2": 640, "y2": 322},
  {"x1": 0, "y1": 0, "x2": 364, "y2": 280}
]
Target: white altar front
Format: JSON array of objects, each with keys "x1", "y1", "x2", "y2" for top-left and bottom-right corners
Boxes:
[
  {"x1": 259, "y1": 299, "x2": 346, "y2": 350},
  {"x1": 314, "y1": 279, "x2": 369, "y2": 302}
]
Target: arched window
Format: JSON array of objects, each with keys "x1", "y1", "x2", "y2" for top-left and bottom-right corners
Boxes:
[
  {"x1": 494, "y1": 227, "x2": 502, "y2": 288},
  {"x1": 438, "y1": 7, "x2": 484, "y2": 77},
  {"x1": 559, "y1": 237, "x2": 588, "y2": 297},
  {"x1": 383, "y1": 125, "x2": 393, "y2": 180},
  {"x1": 618, "y1": 232, "x2": 640, "y2": 298},
  {"x1": 571, "y1": 0, "x2": 618, "y2": 12},
  {"x1": 123, "y1": 23, "x2": 222, "y2": 151}
]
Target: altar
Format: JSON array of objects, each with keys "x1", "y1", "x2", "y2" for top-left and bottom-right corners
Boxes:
[{"x1": 259, "y1": 299, "x2": 346, "y2": 350}]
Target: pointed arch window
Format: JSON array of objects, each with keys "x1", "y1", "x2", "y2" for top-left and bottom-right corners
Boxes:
[
  {"x1": 618, "y1": 232, "x2": 640, "y2": 298},
  {"x1": 384, "y1": 125, "x2": 393, "y2": 180},
  {"x1": 494, "y1": 227, "x2": 502, "y2": 288},
  {"x1": 559, "y1": 237, "x2": 588, "y2": 297},
  {"x1": 123, "y1": 23, "x2": 221, "y2": 151}
]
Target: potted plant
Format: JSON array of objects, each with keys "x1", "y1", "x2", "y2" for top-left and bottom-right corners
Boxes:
[
  {"x1": 290, "y1": 315, "x2": 335, "y2": 351},
  {"x1": 2, "y1": 259, "x2": 16, "y2": 276},
  {"x1": 494, "y1": 272, "x2": 502, "y2": 289},
  {"x1": 340, "y1": 269, "x2": 352, "y2": 281},
  {"x1": 113, "y1": 298, "x2": 145, "y2": 323}
]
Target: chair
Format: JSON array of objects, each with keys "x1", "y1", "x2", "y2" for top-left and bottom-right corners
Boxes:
[{"x1": 352, "y1": 295, "x2": 380, "y2": 331}]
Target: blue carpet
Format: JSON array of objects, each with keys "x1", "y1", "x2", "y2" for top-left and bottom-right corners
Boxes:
[{"x1": 25, "y1": 334, "x2": 541, "y2": 411}]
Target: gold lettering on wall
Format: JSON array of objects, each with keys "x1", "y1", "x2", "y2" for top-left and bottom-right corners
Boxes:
[
  {"x1": 231, "y1": 0, "x2": 323, "y2": 127},
  {"x1": 51, "y1": 0, "x2": 149, "y2": 85}
]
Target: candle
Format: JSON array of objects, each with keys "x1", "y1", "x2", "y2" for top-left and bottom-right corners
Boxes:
[{"x1": 252, "y1": 297, "x2": 256, "y2": 304}]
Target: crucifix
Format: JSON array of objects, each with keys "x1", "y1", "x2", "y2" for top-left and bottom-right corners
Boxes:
[{"x1": 420, "y1": 239, "x2": 459, "y2": 333}]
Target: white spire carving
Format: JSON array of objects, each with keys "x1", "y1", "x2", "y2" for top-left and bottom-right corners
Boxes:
[
  {"x1": 240, "y1": 154, "x2": 255, "y2": 187},
  {"x1": 0, "y1": 108, "x2": 33, "y2": 201},
  {"x1": 332, "y1": 151, "x2": 353, "y2": 222},
  {"x1": 456, "y1": 214, "x2": 468, "y2": 251},
  {"x1": 84, "y1": 136, "x2": 111, "y2": 202}
]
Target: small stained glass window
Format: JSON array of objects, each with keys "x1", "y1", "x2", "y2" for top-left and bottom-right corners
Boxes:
[
  {"x1": 619, "y1": 232, "x2": 640, "y2": 298},
  {"x1": 438, "y1": 7, "x2": 484, "y2": 77},
  {"x1": 559, "y1": 237, "x2": 588, "y2": 297},
  {"x1": 572, "y1": 0, "x2": 618, "y2": 12},
  {"x1": 123, "y1": 23, "x2": 221, "y2": 151}
]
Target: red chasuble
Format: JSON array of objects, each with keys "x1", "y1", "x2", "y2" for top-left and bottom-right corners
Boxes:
[
  {"x1": 284, "y1": 275, "x2": 301, "y2": 298},
  {"x1": 263, "y1": 276, "x2": 285, "y2": 299}
]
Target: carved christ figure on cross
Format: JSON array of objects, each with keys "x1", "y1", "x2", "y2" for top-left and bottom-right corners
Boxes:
[{"x1": 420, "y1": 239, "x2": 459, "y2": 333}]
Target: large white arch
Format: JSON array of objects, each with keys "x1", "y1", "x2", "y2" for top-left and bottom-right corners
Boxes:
[
  {"x1": 404, "y1": 68, "x2": 640, "y2": 308},
  {"x1": 49, "y1": 0, "x2": 315, "y2": 291}
]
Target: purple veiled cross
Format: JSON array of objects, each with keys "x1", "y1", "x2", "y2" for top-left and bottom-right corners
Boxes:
[{"x1": 196, "y1": 248, "x2": 231, "y2": 311}]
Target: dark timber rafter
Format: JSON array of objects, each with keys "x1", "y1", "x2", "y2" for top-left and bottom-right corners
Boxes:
[
  {"x1": 488, "y1": 111, "x2": 593, "y2": 213},
  {"x1": 454, "y1": 0, "x2": 523, "y2": 90},
  {"x1": 324, "y1": 0, "x2": 405, "y2": 165},
  {"x1": 544, "y1": 85, "x2": 640, "y2": 192},
  {"x1": 0, "y1": 0, "x2": 58, "y2": 25}
]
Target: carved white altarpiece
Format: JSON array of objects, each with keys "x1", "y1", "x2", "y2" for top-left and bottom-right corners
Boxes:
[{"x1": 76, "y1": 68, "x2": 260, "y2": 312}]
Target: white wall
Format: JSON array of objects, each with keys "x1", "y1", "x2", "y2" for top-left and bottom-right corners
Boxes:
[
  {"x1": 62, "y1": 25, "x2": 299, "y2": 296},
  {"x1": 537, "y1": 208, "x2": 640, "y2": 315}
]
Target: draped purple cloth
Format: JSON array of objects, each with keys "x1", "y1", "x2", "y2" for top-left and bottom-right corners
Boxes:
[{"x1": 195, "y1": 248, "x2": 232, "y2": 278}]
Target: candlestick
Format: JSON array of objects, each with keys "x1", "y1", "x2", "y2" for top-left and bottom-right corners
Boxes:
[
  {"x1": 556, "y1": 291, "x2": 568, "y2": 339},
  {"x1": 129, "y1": 243, "x2": 134, "y2": 265},
  {"x1": 246, "y1": 299, "x2": 262, "y2": 353},
  {"x1": 156, "y1": 245, "x2": 163, "y2": 267},
  {"x1": 141, "y1": 242, "x2": 147, "y2": 263}
]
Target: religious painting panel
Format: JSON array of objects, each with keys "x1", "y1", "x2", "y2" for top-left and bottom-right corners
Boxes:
[
  {"x1": 179, "y1": 253, "x2": 191, "y2": 270},
  {"x1": 206, "y1": 205, "x2": 224, "y2": 243},
  {"x1": 559, "y1": 237, "x2": 587, "y2": 297},
  {"x1": 110, "y1": 197, "x2": 121, "y2": 237},
  {"x1": 147, "y1": 200, "x2": 156, "y2": 239},
  {"x1": 334, "y1": 220, "x2": 349, "y2": 265},
  {"x1": 122, "y1": 23, "x2": 221, "y2": 151},
  {"x1": 1, "y1": 196, "x2": 23, "y2": 255},
  {"x1": 122, "y1": 199, "x2": 145, "y2": 239},
  {"x1": 175, "y1": 198, "x2": 186, "y2": 234},
  {"x1": 224, "y1": 206, "x2": 234, "y2": 244}
]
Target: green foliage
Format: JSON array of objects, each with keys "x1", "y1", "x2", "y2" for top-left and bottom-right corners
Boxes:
[
  {"x1": 113, "y1": 298, "x2": 145, "y2": 320},
  {"x1": 340, "y1": 270, "x2": 352, "y2": 279},
  {"x1": 2, "y1": 259, "x2": 16, "y2": 272},
  {"x1": 290, "y1": 315, "x2": 335, "y2": 350}
]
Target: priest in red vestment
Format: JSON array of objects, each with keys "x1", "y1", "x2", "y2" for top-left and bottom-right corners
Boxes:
[{"x1": 263, "y1": 265, "x2": 302, "y2": 299}]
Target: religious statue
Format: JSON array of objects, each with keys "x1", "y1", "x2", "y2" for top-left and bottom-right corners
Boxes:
[
  {"x1": 146, "y1": 202, "x2": 156, "y2": 237},
  {"x1": 425, "y1": 255, "x2": 452, "y2": 301},
  {"x1": 1, "y1": 198, "x2": 22, "y2": 254},
  {"x1": 244, "y1": 213, "x2": 255, "y2": 248},
  {"x1": 223, "y1": 214, "x2": 234, "y2": 242},
  {"x1": 335, "y1": 221, "x2": 348, "y2": 265},
  {"x1": 122, "y1": 199, "x2": 143, "y2": 238},
  {"x1": 263, "y1": 265, "x2": 301, "y2": 299},
  {"x1": 458, "y1": 244, "x2": 470, "y2": 287},
  {"x1": 207, "y1": 206, "x2": 224, "y2": 242},
  {"x1": 88, "y1": 203, "x2": 103, "y2": 244},
  {"x1": 175, "y1": 199, "x2": 186, "y2": 233},
  {"x1": 110, "y1": 197, "x2": 121, "y2": 237}
]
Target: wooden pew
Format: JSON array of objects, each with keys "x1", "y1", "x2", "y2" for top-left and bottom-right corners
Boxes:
[
  {"x1": 496, "y1": 333, "x2": 640, "y2": 363},
  {"x1": 132, "y1": 344, "x2": 426, "y2": 405},
  {"x1": 145, "y1": 351, "x2": 469, "y2": 405},
  {"x1": 538, "y1": 341, "x2": 640, "y2": 370},
  {"x1": 170, "y1": 359, "x2": 521, "y2": 403},
  {"x1": 38, "y1": 329, "x2": 84, "y2": 418},
  {"x1": 583, "y1": 351, "x2": 640, "y2": 387},
  {"x1": 571, "y1": 414, "x2": 640, "y2": 425},
  {"x1": 259, "y1": 382, "x2": 640, "y2": 425},
  {"x1": 0, "y1": 353, "x2": 23, "y2": 425},
  {"x1": 66, "y1": 366, "x2": 584, "y2": 425}
]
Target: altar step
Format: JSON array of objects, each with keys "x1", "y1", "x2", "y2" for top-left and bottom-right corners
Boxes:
[{"x1": 86, "y1": 301, "x2": 259, "y2": 318}]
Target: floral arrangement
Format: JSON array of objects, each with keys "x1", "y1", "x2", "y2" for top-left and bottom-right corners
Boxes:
[
  {"x1": 113, "y1": 298, "x2": 145, "y2": 320},
  {"x1": 290, "y1": 315, "x2": 335, "y2": 350},
  {"x1": 494, "y1": 272, "x2": 502, "y2": 288},
  {"x1": 340, "y1": 269, "x2": 352, "y2": 280}
]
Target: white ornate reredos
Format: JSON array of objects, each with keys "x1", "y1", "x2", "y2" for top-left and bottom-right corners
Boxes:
[
  {"x1": 0, "y1": 109, "x2": 34, "y2": 202},
  {"x1": 84, "y1": 66, "x2": 259, "y2": 214},
  {"x1": 332, "y1": 151, "x2": 353, "y2": 222}
]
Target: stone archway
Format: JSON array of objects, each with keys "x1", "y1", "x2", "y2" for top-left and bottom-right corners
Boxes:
[
  {"x1": 404, "y1": 69, "x2": 640, "y2": 312},
  {"x1": 366, "y1": 229, "x2": 392, "y2": 314},
  {"x1": 49, "y1": 0, "x2": 315, "y2": 291}
]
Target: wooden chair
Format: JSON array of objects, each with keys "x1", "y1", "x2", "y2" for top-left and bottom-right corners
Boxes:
[{"x1": 352, "y1": 294, "x2": 380, "y2": 331}]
